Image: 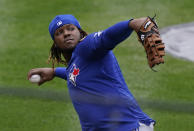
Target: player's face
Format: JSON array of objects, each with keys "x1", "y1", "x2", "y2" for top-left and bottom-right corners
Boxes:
[{"x1": 54, "y1": 24, "x2": 81, "y2": 52}]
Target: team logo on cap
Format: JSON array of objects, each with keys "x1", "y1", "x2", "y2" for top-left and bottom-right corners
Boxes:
[
  {"x1": 69, "y1": 64, "x2": 80, "y2": 86},
  {"x1": 57, "y1": 21, "x2": 62, "y2": 26}
]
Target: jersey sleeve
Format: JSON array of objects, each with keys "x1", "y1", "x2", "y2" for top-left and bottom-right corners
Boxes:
[
  {"x1": 75, "y1": 19, "x2": 133, "y2": 58},
  {"x1": 97, "y1": 19, "x2": 133, "y2": 50},
  {"x1": 55, "y1": 67, "x2": 67, "y2": 80}
]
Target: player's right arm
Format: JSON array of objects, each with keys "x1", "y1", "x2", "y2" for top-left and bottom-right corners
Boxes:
[
  {"x1": 27, "y1": 67, "x2": 67, "y2": 85},
  {"x1": 54, "y1": 67, "x2": 67, "y2": 80}
]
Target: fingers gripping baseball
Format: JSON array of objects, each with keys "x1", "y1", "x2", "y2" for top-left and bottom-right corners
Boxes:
[{"x1": 27, "y1": 68, "x2": 55, "y2": 85}]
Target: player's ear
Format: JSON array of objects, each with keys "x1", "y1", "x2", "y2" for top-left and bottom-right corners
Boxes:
[
  {"x1": 54, "y1": 42, "x2": 57, "y2": 48},
  {"x1": 79, "y1": 29, "x2": 88, "y2": 39}
]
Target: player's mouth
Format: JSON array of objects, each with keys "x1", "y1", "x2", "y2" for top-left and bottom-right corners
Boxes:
[{"x1": 64, "y1": 38, "x2": 74, "y2": 43}]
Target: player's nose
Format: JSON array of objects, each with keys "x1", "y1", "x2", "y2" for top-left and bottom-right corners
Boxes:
[{"x1": 63, "y1": 30, "x2": 71, "y2": 38}]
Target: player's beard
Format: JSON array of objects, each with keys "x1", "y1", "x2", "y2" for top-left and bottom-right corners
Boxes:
[
  {"x1": 61, "y1": 38, "x2": 80, "y2": 53},
  {"x1": 61, "y1": 46, "x2": 75, "y2": 53},
  {"x1": 61, "y1": 48, "x2": 75, "y2": 63}
]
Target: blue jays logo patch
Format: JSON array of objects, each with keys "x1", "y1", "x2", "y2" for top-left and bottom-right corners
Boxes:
[{"x1": 69, "y1": 64, "x2": 80, "y2": 86}]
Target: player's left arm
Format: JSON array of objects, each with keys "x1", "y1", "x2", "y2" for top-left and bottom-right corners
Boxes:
[
  {"x1": 94, "y1": 19, "x2": 134, "y2": 50},
  {"x1": 76, "y1": 20, "x2": 134, "y2": 58}
]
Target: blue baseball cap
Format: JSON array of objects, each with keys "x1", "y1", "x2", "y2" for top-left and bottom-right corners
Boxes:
[{"x1": 49, "y1": 14, "x2": 81, "y2": 40}]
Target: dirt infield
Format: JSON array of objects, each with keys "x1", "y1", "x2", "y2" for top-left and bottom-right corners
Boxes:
[{"x1": 161, "y1": 22, "x2": 194, "y2": 62}]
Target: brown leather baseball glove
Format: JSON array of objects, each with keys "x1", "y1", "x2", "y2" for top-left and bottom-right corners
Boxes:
[{"x1": 137, "y1": 16, "x2": 165, "y2": 70}]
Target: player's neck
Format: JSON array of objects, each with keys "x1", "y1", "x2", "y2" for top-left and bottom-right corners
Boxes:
[{"x1": 62, "y1": 52, "x2": 72, "y2": 64}]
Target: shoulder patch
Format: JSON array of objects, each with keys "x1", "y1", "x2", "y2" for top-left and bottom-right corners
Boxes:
[{"x1": 94, "y1": 31, "x2": 103, "y2": 37}]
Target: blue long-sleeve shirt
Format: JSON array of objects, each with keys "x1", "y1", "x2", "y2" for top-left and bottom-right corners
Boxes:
[{"x1": 55, "y1": 20, "x2": 155, "y2": 131}]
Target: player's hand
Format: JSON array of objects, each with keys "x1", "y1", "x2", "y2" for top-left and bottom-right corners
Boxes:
[{"x1": 27, "y1": 68, "x2": 55, "y2": 86}]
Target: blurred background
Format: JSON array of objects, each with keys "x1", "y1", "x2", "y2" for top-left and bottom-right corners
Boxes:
[{"x1": 0, "y1": 0, "x2": 194, "y2": 130}]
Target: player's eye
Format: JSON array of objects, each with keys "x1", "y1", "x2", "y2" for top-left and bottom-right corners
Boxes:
[
  {"x1": 56, "y1": 30, "x2": 63, "y2": 36},
  {"x1": 67, "y1": 26, "x2": 75, "y2": 31}
]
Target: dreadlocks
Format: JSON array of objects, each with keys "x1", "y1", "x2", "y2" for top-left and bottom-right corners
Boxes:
[{"x1": 47, "y1": 29, "x2": 88, "y2": 68}]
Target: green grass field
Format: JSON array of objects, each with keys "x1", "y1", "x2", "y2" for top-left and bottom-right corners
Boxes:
[{"x1": 0, "y1": 0, "x2": 194, "y2": 130}]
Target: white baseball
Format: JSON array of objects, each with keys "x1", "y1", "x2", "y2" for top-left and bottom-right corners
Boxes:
[{"x1": 29, "y1": 74, "x2": 41, "y2": 83}]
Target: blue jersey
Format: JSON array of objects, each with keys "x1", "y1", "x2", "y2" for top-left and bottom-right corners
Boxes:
[{"x1": 55, "y1": 20, "x2": 155, "y2": 131}]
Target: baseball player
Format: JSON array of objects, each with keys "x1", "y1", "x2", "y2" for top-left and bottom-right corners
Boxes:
[{"x1": 28, "y1": 14, "x2": 164, "y2": 131}]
